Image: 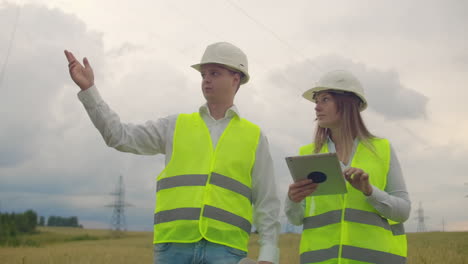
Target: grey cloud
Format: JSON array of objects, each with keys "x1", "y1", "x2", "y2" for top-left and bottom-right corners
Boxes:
[
  {"x1": 107, "y1": 42, "x2": 144, "y2": 57},
  {"x1": 303, "y1": 1, "x2": 468, "y2": 45},
  {"x1": 266, "y1": 55, "x2": 428, "y2": 120},
  {"x1": 0, "y1": 3, "x2": 203, "y2": 229},
  {"x1": 0, "y1": 3, "x2": 120, "y2": 226},
  {"x1": 0, "y1": 4, "x2": 175, "y2": 230},
  {"x1": 0, "y1": 3, "x2": 104, "y2": 167},
  {"x1": 364, "y1": 71, "x2": 428, "y2": 120},
  {"x1": 98, "y1": 50, "x2": 204, "y2": 123}
]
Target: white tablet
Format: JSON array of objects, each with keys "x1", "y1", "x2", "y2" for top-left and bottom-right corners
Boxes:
[{"x1": 285, "y1": 153, "x2": 347, "y2": 196}]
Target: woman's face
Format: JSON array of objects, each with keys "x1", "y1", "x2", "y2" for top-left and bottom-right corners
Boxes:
[{"x1": 314, "y1": 92, "x2": 341, "y2": 129}]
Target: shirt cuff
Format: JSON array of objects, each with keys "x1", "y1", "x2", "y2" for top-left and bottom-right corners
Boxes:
[
  {"x1": 285, "y1": 195, "x2": 304, "y2": 211},
  {"x1": 258, "y1": 243, "x2": 279, "y2": 263},
  {"x1": 366, "y1": 185, "x2": 389, "y2": 205},
  {"x1": 77, "y1": 85, "x2": 103, "y2": 108}
]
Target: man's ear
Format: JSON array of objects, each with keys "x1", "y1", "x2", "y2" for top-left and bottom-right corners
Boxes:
[
  {"x1": 233, "y1": 72, "x2": 239, "y2": 81},
  {"x1": 229, "y1": 72, "x2": 239, "y2": 88},
  {"x1": 235, "y1": 72, "x2": 242, "y2": 86},
  {"x1": 234, "y1": 73, "x2": 242, "y2": 93}
]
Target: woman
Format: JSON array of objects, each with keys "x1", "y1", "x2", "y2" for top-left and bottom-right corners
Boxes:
[{"x1": 285, "y1": 70, "x2": 411, "y2": 264}]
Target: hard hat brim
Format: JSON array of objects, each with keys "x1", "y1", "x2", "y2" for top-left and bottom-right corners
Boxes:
[
  {"x1": 302, "y1": 86, "x2": 368, "y2": 111},
  {"x1": 191, "y1": 63, "x2": 250, "y2": 85}
]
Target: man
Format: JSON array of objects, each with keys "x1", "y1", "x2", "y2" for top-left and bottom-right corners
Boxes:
[{"x1": 64, "y1": 42, "x2": 280, "y2": 264}]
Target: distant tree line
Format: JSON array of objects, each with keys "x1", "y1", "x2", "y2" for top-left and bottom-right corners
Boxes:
[
  {"x1": 46, "y1": 215, "x2": 81, "y2": 228},
  {"x1": 0, "y1": 210, "x2": 37, "y2": 245},
  {"x1": 0, "y1": 210, "x2": 82, "y2": 246}
]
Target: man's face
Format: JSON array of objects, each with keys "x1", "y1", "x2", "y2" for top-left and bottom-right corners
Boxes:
[{"x1": 200, "y1": 64, "x2": 240, "y2": 104}]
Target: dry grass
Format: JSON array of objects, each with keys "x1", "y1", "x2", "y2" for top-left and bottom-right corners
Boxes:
[
  {"x1": 248, "y1": 233, "x2": 300, "y2": 263},
  {"x1": 0, "y1": 227, "x2": 467, "y2": 263},
  {"x1": 0, "y1": 227, "x2": 153, "y2": 264},
  {"x1": 407, "y1": 231, "x2": 468, "y2": 264}
]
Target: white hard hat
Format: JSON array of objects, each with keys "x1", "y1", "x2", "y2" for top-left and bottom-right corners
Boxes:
[
  {"x1": 302, "y1": 70, "x2": 367, "y2": 111},
  {"x1": 191, "y1": 42, "x2": 250, "y2": 84}
]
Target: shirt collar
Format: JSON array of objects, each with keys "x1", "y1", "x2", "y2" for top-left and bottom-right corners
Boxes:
[
  {"x1": 199, "y1": 104, "x2": 240, "y2": 119},
  {"x1": 327, "y1": 136, "x2": 359, "y2": 152}
]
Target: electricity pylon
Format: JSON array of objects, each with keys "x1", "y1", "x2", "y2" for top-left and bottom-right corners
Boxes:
[
  {"x1": 415, "y1": 201, "x2": 428, "y2": 232},
  {"x1": 105, "y1": 175, "x2": 133, "y2": 237}
]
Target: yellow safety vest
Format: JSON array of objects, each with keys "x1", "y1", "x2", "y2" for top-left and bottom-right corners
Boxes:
[
  {"x1": 299, "y1": 138, "x2": 407, "y2": 264},
  {"x1": 153, "y1": 112, "x2": 260, "y2": 252}
]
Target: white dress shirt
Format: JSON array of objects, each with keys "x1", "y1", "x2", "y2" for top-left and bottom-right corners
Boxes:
[
  {"x1": 78, "y1": 85, "x2": 280, "y2": 263},
  {"x1": 285, "y1": 138, "x2": 411, "y2": 226}
]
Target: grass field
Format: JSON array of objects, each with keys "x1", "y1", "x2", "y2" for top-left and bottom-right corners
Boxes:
[{"x1": 0, "y1": 227, "x2": 467, "y2": 263}]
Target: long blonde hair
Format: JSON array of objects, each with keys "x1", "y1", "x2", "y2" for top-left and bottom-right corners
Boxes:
[{"x1": 313, "y1": 91, "x2": 376, "y2": 156}]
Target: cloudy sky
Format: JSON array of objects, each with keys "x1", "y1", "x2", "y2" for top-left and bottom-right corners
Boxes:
[{"x1": 1, "y1": 0, "x2": 467, "y2": 232}]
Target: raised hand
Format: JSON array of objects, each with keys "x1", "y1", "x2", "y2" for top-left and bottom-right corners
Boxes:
[
  {"x1": 343, "y1": 167, "x2": 373, "y2": 196},
  {"x1": 64, "y1": 50, "x2": 94, "y2": 90},
  {"x1": 288, "y1": 179, "x2": 318, "y2": 203}
]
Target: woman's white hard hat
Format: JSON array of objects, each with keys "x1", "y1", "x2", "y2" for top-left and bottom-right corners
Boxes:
[
  {"x1": 302, "y1": 70, "x2": 368, "y2": 111},
  {"x1": 191, "y1": 42, "x2": 250, "y2": 85}
]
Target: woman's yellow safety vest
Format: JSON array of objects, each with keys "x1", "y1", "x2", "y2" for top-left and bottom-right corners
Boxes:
[
  {"x1": 153, "y1": 112, "x2": 260, "y2": 252},
  {"x1": 299, "y1": 138, "x2": 407, "y2": 264}
]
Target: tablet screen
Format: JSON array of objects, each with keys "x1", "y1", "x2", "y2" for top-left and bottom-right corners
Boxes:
[{"x1": 285, "y1": 153, "x2": 347, "y2": 196}]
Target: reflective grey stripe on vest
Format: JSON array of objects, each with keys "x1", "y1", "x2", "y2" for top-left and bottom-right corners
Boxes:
[
  {"x1": 303, "y1": 210, "x2": 341, "y2": 229},
  {"x1": 342, "y1": 245, "x2": 406, "y2": 264},
  {"x1": 154, "y1": 208, "x2": 201, "y2": 224},
  {"x1": 391, "y1": 223, "x2": 406, "y2": 236},
  {"x1": 157, "y1": 174, "x2": 208, "y2": 192},
  {"x1": 300, "y1": 245, "x2": 406, "y2": 264},
  {"x1": 300, "y1": 245, "x2": 339, "y2": 264},
  {"x1": 210, "y1": 172, "x2": 252, "y2": 202},
  {"x1": 203, "y1": 205, "x2": 251, "y2": 234},
  {"x1": 345, "y1": 208, "x2": 391, "y2": 231},
  {"x1": 303, "y1": 208, "x2": 406, "y2": 236}
]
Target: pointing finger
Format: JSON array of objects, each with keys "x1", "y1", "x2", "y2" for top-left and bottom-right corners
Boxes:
[{"x1": 64, "y1": 50, "x2": 77, "y2": 63}]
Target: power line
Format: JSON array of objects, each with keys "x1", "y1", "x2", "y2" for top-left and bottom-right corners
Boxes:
[
  {"x1": 164, "y1": 1, "x2": 226, "y2": 43},
  {"x1": 224, "y1": 0, "x2": 324, "y2": 72},
  {"x1": 0, "y1": 3, "x2": 21, "y2": 89},
  {"x1": 222, "y1": 0, "x2": 325, "y2": 98},
  {"x1": 225, "y1": 0, "x2": 301, "y2": 58}
]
